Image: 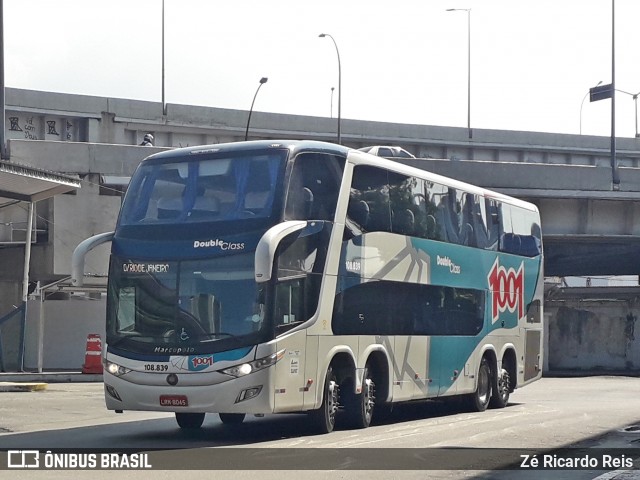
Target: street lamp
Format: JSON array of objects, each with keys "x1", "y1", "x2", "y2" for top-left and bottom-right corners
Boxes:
[
  {"x1": 616, "y1": 88, "x2": 640, "y2": 138},
  {"x1": 580, "y1": 80, "x2": 602, "y2": 134},
  {"x1": 244, "y1": 77, "x2": 268, "y2": 141},
  {"x1": 446, "y1": 8, "x2": 471, "y2": 138},
  {"x1": 319, "y1": 33, "x2": 342, "y2": 144},
  {"x1": 330, "y1": 87, "x2": 335, "y2": 119}
]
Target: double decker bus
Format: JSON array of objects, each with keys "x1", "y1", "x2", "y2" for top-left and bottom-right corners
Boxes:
[{"x1": 86, "y1": 140, "x2": 543, "y2": 432}]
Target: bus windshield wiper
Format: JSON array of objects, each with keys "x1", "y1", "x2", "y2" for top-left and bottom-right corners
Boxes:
[
  {"x1": 109, "y1": 334, "x2": 157, "y2": 349},
  {"x1": 195, "y1": 332, "x2": 234, "y2": 340}
]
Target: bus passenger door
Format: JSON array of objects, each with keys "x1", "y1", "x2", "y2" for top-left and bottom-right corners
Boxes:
[{"x1": 272, "y1": 279, "x2": 308, "y2": 412}]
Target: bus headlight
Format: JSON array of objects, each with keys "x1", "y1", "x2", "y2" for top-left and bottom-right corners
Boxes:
[
  {"x1": 104, "y1": 359, "x2": 132, "y2": 377},
  {"x1": 220, "y1": 349, "x2": 285, "y2": 378}
]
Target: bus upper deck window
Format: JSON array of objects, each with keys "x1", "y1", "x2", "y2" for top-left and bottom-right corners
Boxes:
[{"x1": 285, "y1": 153, "x2": 344, "y2": 221}]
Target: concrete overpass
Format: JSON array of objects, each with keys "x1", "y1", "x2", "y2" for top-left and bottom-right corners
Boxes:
[
  {"x1": 3, "y1": 88, "x2": 640, "y2": 373},
  {"x1": 5, "y1": 86, "x2": 640, "y2": 278},
  {"x1": 7, "y1": 138, "x2": 640, "y2": 279}
]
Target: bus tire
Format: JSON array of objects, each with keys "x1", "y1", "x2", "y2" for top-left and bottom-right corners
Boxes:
[
  {"x1": 468, "y1": 357, "x2": 492, "y2": 412},
  {"x1": 175, "y1": 412, "x2": 205, "y2": 429},
  {"x1": 345, "y1": 365, "x2": 375, "y2": 429},
  {"x1": 219, "y1": 413, "x2": 246, "y2": 425},
  {"x1": 490, "y1": 368, "x2": 510, "y2": 409},
  {"x1": 311, "y1": 366, "x2": 339, "y2": 434}
]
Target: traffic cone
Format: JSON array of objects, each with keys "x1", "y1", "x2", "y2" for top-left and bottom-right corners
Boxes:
[{"x1": 82, "y1": 334, "x2": 103, "y2": 374}]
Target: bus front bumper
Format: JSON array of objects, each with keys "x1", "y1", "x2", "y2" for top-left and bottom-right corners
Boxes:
[{"x1": 103, "y1": 368, "x2": 274, "y2": 414}]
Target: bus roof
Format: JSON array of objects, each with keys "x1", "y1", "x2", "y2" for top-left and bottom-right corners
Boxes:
[
  {"x1": 139, "y1": 139, "x2": 538, "y2": 213},
  {"x1": 140, "y1": 140, "x2": 351, "y2": 164}
]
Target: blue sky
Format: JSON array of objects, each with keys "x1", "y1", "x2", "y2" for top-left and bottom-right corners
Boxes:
[{"x1": 5, "y1": 0, "x2": 640, "y2": 137}]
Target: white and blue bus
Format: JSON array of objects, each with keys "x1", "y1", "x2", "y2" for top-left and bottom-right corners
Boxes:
[{"x1": 96, "y1": 140, "x2": 543, "y2": 432}]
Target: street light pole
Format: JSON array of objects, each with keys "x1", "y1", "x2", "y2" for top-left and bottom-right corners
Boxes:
[
  {"x1": 580, "y1": 80, "x2": 603, "y2": 134},
  {"x1": 319, "y1": 33, "x2": 342, "y2": 144},
  {"x1": 611, "y1": 0, "x2": 619, "y2": 189},
  {"x1": 245, "y1": 77, "x2": 268, "y2": 141},
  {"x1": 635, "y1": 93, "x2": 638, "y2": 138},
  {"x1": 0, "y1": 0, "x2": 6, "y2": 159},
  {"x1": 446, "y1": 8, "x2": 471, "y2": 138},
  {"x1": 162, "y1": 0, "x2": 166, "y2": 116}
]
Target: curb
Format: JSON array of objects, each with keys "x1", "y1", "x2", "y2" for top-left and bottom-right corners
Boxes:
[
  {"x1": 543, "y1": 371, "x2": 640, "y2": 378},
  {"x1": 0, "y1": 373, "x2": 103, "y2": 383},
  {"x1": 0, "y1": 382, "x2": 48, "y2": 392}
]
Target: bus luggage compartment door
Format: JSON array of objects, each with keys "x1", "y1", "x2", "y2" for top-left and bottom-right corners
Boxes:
[{"x1": 523, "y1": 329, "x2": 542, "y2": 382}]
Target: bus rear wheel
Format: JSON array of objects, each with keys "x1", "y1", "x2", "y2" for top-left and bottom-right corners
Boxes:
[
  {"x1": 345, "y1": 366, "x2": 375, "y2": 429},
  {"x1": 175, "y1": 412, "x2": 205, "y2": 429},
  {"x1": 490, "y1": 368, "x2": 511, "y2": 409},
  {"x1": 311, "y1": 367, "x2": 339, "y2": 434},
  {"x1": 219, "y1": 413, "x2": 246, "y2": 425},
  {"x1": 468, "y1": 358, "x2": 492, "y2": 412}
]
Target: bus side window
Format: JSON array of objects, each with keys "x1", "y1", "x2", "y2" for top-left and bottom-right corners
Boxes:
[
  {"x1": 349, "y1": 165, "x2": 391, "y2": 233},
  {"x1": 274, "y1": 279, "x2": 303, "y2": 327},
  {"x1": 485, "y1": 199, "x2": 500, "y2": 250},
  {"x1": 498, "y1": 204, "x2": 541, "y2": 257},
  {"x1": 427, "y1": 183, "x2": 447, "y2": 241},
  {"x1": 388, "y1": 173, "x2": 416, "y2": 236},
  {"x1": 435, "y1": 192, "x2": 459, "y2": 243},
  {"x1": 347, "y1": 194, "x2": 370, "y2": 233},
  {"x1": 460, "y1": 193, "x2": 477, "y2": 247},
  {"x1": 285, "y1": 153, "x2": 344, "y2": 221}
]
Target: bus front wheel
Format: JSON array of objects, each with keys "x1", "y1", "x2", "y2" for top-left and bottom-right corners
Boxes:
[
  {"x1": 311, "y1": 367, "x2": 339, "y2": 433},
  {"x1": 468, "y1": 358, "x2": 492, "y2": 412},
  {"x1": 175, "y1": 412, "x2": 205, "y2": 429}
]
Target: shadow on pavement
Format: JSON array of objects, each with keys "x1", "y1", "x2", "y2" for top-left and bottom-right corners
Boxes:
[{"x1": 0, "y1": 398, "x2": 511, "y2": 450}]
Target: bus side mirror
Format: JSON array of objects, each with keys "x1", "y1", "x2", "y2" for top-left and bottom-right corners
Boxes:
[
  {"x1": 255, "y1": 221, "x2": 307, "y2": 283},
  {"x1": 71, "y1": 231, "x2": 115, "y2": 286}
]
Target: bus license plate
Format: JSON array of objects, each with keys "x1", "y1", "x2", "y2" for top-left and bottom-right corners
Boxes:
[{"x1": 159, "y1": 395, "x2": 188, "y2": 407}]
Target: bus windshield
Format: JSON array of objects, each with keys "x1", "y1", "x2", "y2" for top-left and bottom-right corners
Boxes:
[
  {"x1": 119, "y1": 151, "x2": 285, "y2": 225},
  {"x1": 107, "y1": 254, "x2": 266, "y2": 354}
]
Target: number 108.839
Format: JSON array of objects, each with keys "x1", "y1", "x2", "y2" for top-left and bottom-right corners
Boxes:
[{"x1": 144, "y1": 364, "x2": 169, "y2": 372}]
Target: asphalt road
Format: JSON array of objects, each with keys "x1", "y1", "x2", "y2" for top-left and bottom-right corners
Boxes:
[{"x1": 0, "y1": 376, "x2": 639, "y2": 479}]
